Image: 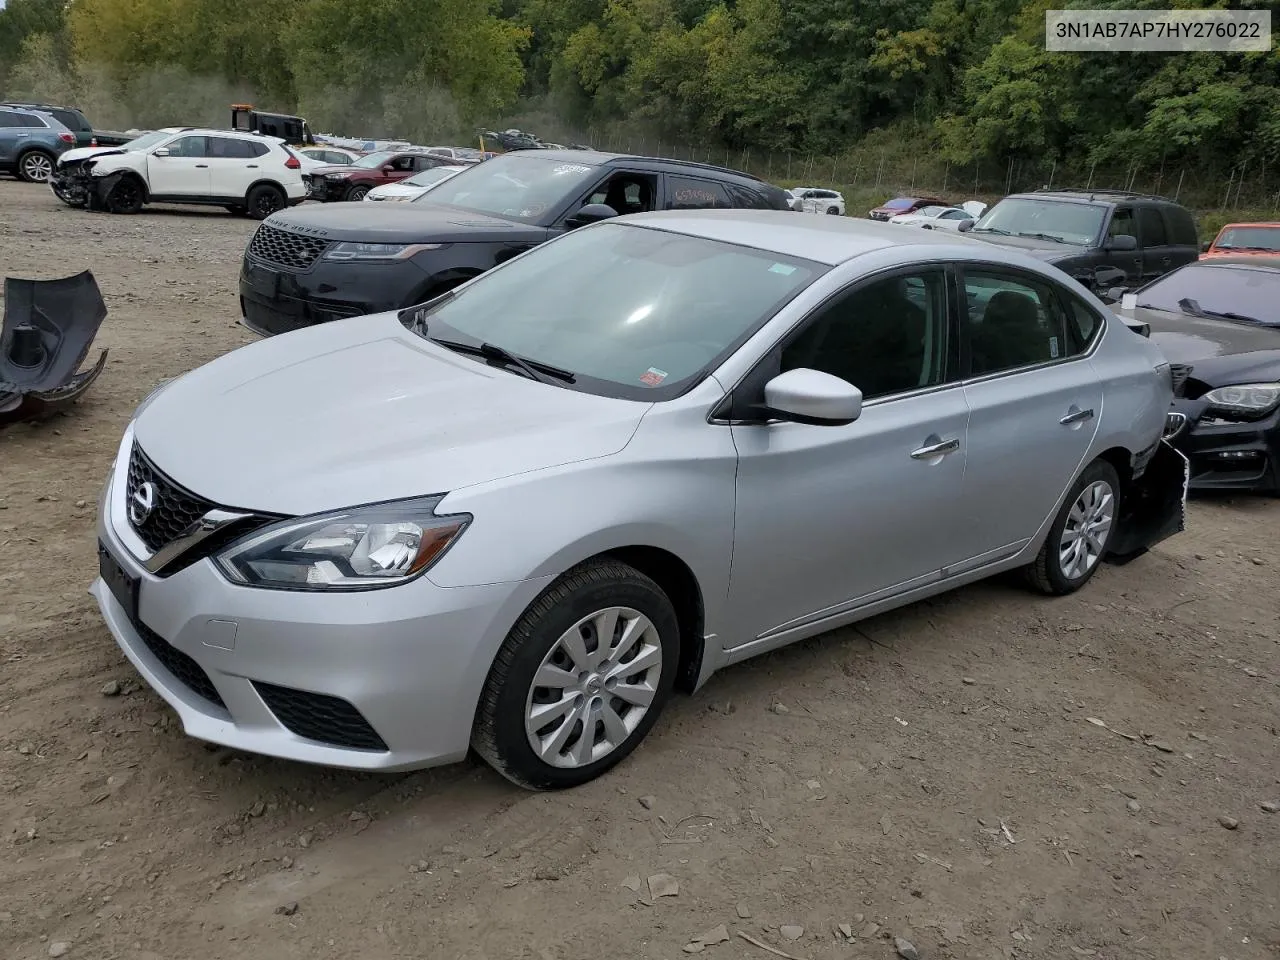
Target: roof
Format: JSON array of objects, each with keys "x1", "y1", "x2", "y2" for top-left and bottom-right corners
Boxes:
[
  {"x1": 499, "y1": 148, "x2": 763, "y2": 183},
  {"x1": 1017, "y1": 188, "x2": 1182, "y2": 206},
  {"x1": 1213, "y1": 222, "x2": 1280, "y2": 231},
  {"x1": 1187, "y1": 255, "x2": 1280, "y2": 270},
  {"x1": 617, "y1": 209, "x2": 986, "y2": 266}
]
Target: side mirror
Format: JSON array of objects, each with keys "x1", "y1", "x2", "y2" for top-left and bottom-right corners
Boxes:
[
  {"x1": 957, "y1": 219, "x2": 974, "y2": 232},
  {"x1": 759, "y1": 368, "x2": 862, "y2": 426},
  {"x1": 382, "y1": 165, "x2": 396, "y2": 174},
  {"x1": 1105, "y1": 234, "x2": 1138, "y2": 252},
  {"x1": 1200, "y1": 240, "x2": 1211, "y2": 252},
  {"x1": 152, "y1": 147, "x2": 170, "y2": 157},
  {"x1": 565, "y1": 202, "x2": 619, "y2": 229}
]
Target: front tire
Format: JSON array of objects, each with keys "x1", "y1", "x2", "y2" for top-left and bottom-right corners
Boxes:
[
  {"x1": 472, "y1": 559, "x2": 679, "y2": 790},
  {"x1": 105, "y1": 176, "x2": 144, "y2": 214},
  {"x1": 826, "y1": 206, "x2": 841, "y2": 215},
  {"x1": 1025, "y1": 459, "x2": 1120, "y2": 595},
  {"x1": 345, "y1": 184, "x2": 370, "y2": 202},
  {"x1": 17, "y1": 150, "x2": 55, "y2": 183}
]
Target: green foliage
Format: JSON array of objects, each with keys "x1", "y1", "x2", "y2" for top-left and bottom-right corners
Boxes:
[{"x1": 0, "y1": 0, "x2": 1276, "y2": 182}]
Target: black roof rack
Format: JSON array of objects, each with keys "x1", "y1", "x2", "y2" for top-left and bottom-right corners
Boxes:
[
  {"x1": 615, "y1": 154, "x2": 765, "y2": 182},
  {"x1": 1033, "y1": 186, "x2": 1172, "y2": 202}
]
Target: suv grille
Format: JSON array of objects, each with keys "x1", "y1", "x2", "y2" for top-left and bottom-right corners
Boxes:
[
  {"x1": 126, "y1": 444, "x2": 215, "y2": 552},
  {"x1": 253, "y1": 682, "x2": 389, "y2": 751},
  {"x1": 247, "y1": 222, "x2": 329, "y2": 271}
]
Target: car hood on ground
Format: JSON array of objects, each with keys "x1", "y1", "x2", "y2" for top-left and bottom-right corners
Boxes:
[
  {"x1": 963, "y1": 231, "x2": 1077, "y2": 261},
  {"x1": 263, "y1": 203, "x2": 549, "y2": 244},
  {"x1": 133, "y1": 313, "x2": 650, "y2": 516},
  {"x1": 1118, "y1": 304, "x2": 1280, "y2": 373}
]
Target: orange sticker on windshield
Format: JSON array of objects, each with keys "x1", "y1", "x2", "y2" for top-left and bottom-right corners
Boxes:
[{"x1": 639, "y1": 367, "x2": 668, "y2": 386}]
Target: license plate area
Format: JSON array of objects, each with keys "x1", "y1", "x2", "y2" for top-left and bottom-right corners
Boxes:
[{"x1": 98, "y1": 541, "x2": 139, "y2": 622}]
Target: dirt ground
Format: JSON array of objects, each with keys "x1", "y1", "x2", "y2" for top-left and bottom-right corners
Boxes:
[{"x1": 1, "y1": 178, "x2": 1278, "y2": 960}]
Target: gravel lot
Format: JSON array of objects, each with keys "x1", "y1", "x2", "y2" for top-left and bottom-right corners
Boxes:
[{"x1": 1, "y1": 179, "x2": 1278, "y2": 960}]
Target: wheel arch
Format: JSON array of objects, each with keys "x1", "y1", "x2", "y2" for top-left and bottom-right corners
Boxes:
[
  {"x1": 1094, "y1": 445, "x2": 1135, "y2": 496},
  {"x1": 244, "y1": 178, "x2": 286, "y2": 201}
]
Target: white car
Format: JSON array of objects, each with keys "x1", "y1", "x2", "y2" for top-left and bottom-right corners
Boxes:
[
  {"x1": 48, "y1": 127, "x2": 306, "y2": 219},
  {"x1": 889, "y1": 201, "x2": 989, "y2": 230},
  {"x1": 298, "y1": 146, "x2": 362, "y2": 167},
  {"x1": 789, "y1": 187, "x2": 845, "y2": 215},
  {"x1": 365, "y1": 164, "x2": 468, "y2": 202}
]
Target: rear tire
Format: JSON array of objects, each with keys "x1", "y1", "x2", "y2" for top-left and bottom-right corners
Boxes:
[
  {"x1": 825, "y1": 206, "x2": 841, "y2": 215},
  {"x1": 471, "y1": 560, "x2": 679, "y2": 790},
  {"x1": 345, "y1": 184, "x2": 370, "y2": 202},
  {"x1": 246, "y1": 184, "x2": 285, "y2": 220},
  {"x1": 17, "y1": 150, "x2": 55, "y2": 183},
  {"x1": 1024, "y1": 459, "x2": 1121, "y2": 596}
]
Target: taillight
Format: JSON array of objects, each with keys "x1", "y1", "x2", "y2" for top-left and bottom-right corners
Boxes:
[
  {"x1": 59, "y1": 132, "x2": 75, "y2": 143},
  {"x1": 90, "y1": 136, "x2": 99, "y2": 147},
  {"x1": 283, "y1": 148, "x2": 301, "y2": 170}
]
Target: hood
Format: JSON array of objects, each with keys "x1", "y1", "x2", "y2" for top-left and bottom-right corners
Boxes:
[
  {"x1": 133, "y1": 313, "x2": 649, "y2": 516},
  {"x1": 367, "y1": 182, "x2": 423, "y2": 200},
  {"x1": 264, "y1": 202, "x2": 549, "y2": 244},
  {"x1": 964, "y1": 231, "x2": 1076, "y2": 262},
  {"x1": 306, "y1": 163, "x2": 365, "y2": 178},
  {"x1": 1120, "y1": 304, "x2": 1280, "y2": 365},
  {"x1": 58, "y1": 145, "x2": 128, "y2": 165},
  {"x1": 961, "y1": 201, "x2": 987, "y2": 218},
  {"x1": 888, "y1": 213, "x2": 926, "y2": 224}
]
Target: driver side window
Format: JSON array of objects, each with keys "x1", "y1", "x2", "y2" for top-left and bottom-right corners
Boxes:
[
  {"x1": 780, "y1": 270, "x2": 952, "y2": 401},
  {"x1": 583, "y1": 172, "x2": 658, "y2": 215}
]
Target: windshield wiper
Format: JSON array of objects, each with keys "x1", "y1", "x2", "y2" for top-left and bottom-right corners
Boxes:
[
  {"x1": 971, "y1": 226, "x2": 1010, "y2": 235},
  {"x1": 1016, "y1": 231, "x2": 1071, "y2": 244},
  {"x1": 429, "y1": 336, "x2": 576, "y2": 384},
  {"x1": 1177, "y1": 297, "x2": 1263, "y2": 325}
]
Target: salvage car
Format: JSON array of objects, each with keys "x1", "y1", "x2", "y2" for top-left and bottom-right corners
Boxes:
[
  {"x1": 1201, "y1": 222, "x2": 1280, "y2": 259},
  {"x1": 789, "y1": 187, "x2": 845, "y2": 215},
  {"x1": 50, "y1": 127, "x2": 306, "y2": 218},
  {"x1": 0, "y1": 105, "x2": 76, "y2": 182},
  {"x1": 889, "y1": 202, "x2": 987, "y2": 230},
  {"x1": 96, "y1": 212, "x2": 1178, "y2": 789},
  {"x1": 364, "y1": 163, "x2": 467, "y2": 202},
  {"x1": 1110, "y1": 256, "x2": 1280, "y2": 493},
  {"x1": 304, "y1": 150, "x2": 458, "y2": 202},
  {"x1": 961, "y1": 188, "x2": 1199, "y2": 291},
  {"x1": 240, "y1": 150, "x2": 793, "y2": 336},
  {"x1": 868, "y1": 195, "x2": 946, "y2": 221}
]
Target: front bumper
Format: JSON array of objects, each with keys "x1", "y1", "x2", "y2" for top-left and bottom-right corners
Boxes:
[
  {"x1": 305, "y1": 176, "x2": 357, "y2": 202},
  {"x1": 91, "y1": 430, "x2": 554, "y2": 771},
  {"x1": 1166, "y1": 398, "x2": 1280, "y2": 494},
  {"x1": 239, "y1": 255, "x2": 427, "y2": 336}
]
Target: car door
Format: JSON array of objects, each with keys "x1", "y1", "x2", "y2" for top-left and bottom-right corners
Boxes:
[
  {"x1": 204, "y1": 135, "x2": 258, "y2": 198},
  {"x1": 1136, "y1": 205, "x2": 1174, "y2": 282},
  {"x1": 1160, "y1": 204, "x2": 1200, "y2": 269},
  {"x1": 955, "y1": 266, "x2": 1104, "y2": 565},
  {"x1": 1102, "y1": 206, "x2": 1144, "y2": 284},
  {"x1": 725, "y1": 266, "x2": 970, "y2": 646},
  {"x1": 383, "y1": 154, "x2": 417, "y2": 183},
  {"x1": 934, "y1": 209, "x2": 972, "y2": 231},
  {"x1": 662, "y1": 173, "x2": 733, "y2": 211},
  {"x1": 0, "y1": 110, "x2": 21, "y2": 164},
  {"x1": 147, "y1": 135, "x2": 210, "y2": 196}
]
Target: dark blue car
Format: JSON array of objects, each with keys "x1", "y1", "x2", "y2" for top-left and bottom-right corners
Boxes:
[{"x1": 0, "y1": 106, "x2": 76, "y2": 183}]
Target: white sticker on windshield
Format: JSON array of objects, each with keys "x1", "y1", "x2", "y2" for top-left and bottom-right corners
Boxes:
[
  {"x1": 553, "y1": 163, "x2": 591, "y2": 176},
  {"x1": 1049, "y1": 335, "x2": 1060, "y2": 359},
  {"x1": 769, "y1": 263, "x2": 797, "y2": 275}
]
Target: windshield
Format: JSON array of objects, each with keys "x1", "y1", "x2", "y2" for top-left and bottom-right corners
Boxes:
[
  {"x1": 1136, "y1": 264, "x2": 1280, "y2": 323},
  {"x1": 401, "y1": 222, "x2": 825, "y2": 400},
  {"x1": 916, "y1": 205, "x2": 946, "y2": 217},
  {"x1": 352, "y1": 151, "x2": 396, "y2": 169},
  {"x1": 403, "y1": 166, "x2": 461, "y2": 188},
  {"x1": 1213, "y1": 226, "x2": 1280, "y2": 252},
  {"x1": 125, "y1": 131, "x2": 171, "y2": 152},
  {"x1": 973, "y1": 198, "x2": 1104, "y2": 245},
  {"x1": 410, "y1": 153, "x2": 600, "y2": 222}
]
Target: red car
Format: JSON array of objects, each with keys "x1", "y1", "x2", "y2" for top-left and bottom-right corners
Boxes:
[
  {"x1": 1201, "y1": 222, "x2": 1280, "y2": 260},
  {"x1": 305, "y1": 151, "x2": 459, "y2": 202},
  {"x1": 868, "y1": 195, "x2": 947, "y2": 221}
]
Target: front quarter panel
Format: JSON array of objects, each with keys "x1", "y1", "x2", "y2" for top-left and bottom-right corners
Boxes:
[{"x1": 427, "y1": 381, "x2": 737, "y2": 637}]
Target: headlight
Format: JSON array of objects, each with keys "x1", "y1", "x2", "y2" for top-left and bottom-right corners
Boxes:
[
  {"x1": 215, "y1": 496, "x2": 470, "y2": 591},
  {"x1": 1202, "y1": 382, "x2": 1280, "y2": 416},
  {"x1": 322, "y1": 241, "x2": 444, "y2": 262},
  {"x1": 323, "y1": 173, "x2": 346, "y2": 180}
]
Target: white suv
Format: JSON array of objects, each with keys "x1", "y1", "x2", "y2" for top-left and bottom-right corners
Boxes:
[
  {"x1": 49, "y1": 127, "x2": 306, "y2": 219},
  {"x1": 788, "y1": 187, "x2": 845, "y2": 215}
]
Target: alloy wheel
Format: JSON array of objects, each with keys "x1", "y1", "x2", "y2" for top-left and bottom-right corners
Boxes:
[
  {"x1": 1059, "y1": 479, "x2": 1115, "y2": 580},
  {"x1": 523, "y1": 606, "x2": 663, "y2": 769},
  {"x1": 21, "y1": 153, "x2": 53, "y2": 182}
]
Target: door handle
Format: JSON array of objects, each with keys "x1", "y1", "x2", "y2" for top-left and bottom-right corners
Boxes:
[
  {"x1": 1060, "y1": 406, "x2": 1095, "y2": 425},
  {"x1": 910, "y1": 436, "x2": 960, "y2": 460},
  {"x1": 246, "y1": 164, "x2": 258, "y2": 168},
  {"x1": 195, "y1": 164, "x2": 208, "y2": 168}
]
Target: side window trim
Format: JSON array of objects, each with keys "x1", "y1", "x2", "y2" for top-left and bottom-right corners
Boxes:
[
  {"x1": 718, "y1": 262, "x2": 961, "y2": 422},
  {"x1": 954, "y1": 262, "x2": 1095, "y2": 383}
]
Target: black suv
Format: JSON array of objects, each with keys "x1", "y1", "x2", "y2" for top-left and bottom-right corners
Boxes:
[
  {"x1": 959, "y1": 188, "x2": 1199, "y2": 292},
  {"x1": 240, "y1": 150, "x2": 794, "y2": 336}
]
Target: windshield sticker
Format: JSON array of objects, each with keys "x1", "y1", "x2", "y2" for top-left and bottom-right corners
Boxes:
[
  {"x1": 1049, "y1": 336, "x2": 1060, "y2": 359},
  {"x1": 553, "y1": 163, "x2": 592, "y2": 176},
  {"x1": 639, "y1": 367, "x2": 668, "y2": 387},
  {"x1": 769, "y1": 263, "x2": 798, "y2": 275}
]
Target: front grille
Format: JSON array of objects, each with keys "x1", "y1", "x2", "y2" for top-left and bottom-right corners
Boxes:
[
  {"x1": 253, "y1": 681, "x2": 389, "y2": 751},
  {"x1": 135, "y1": 619, "x2": 226, "y2": 709},
  {"x1": 1164, "y1": 411, "x2": 1188, "y2": 439},
  {"x1": 126, "y1": 443, "x2": 215, "y2": 552},
  {"x1": 247, "y1": 222, "x2": 329, "y2": 271}
]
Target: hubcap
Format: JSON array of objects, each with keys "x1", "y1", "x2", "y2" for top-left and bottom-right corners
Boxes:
[
  {"x1": 524, "y1": 606, "x2": 662, "y2": 769},
  {"x1": 23, "y1": 155, "x2": 52, "y2": 181},
  {"x1": 1059, "y1": 480, "x2": 1115, "y2": 580}
]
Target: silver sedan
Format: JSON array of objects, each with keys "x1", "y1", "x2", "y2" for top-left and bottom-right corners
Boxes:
[{"x1": 93, "y1": 210, "x2": 1174, "y2": 789}]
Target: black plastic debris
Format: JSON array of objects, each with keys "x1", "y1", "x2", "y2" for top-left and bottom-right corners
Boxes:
[{"x1": 0, "y1": 270, "x2": 109, "y2": 427}]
